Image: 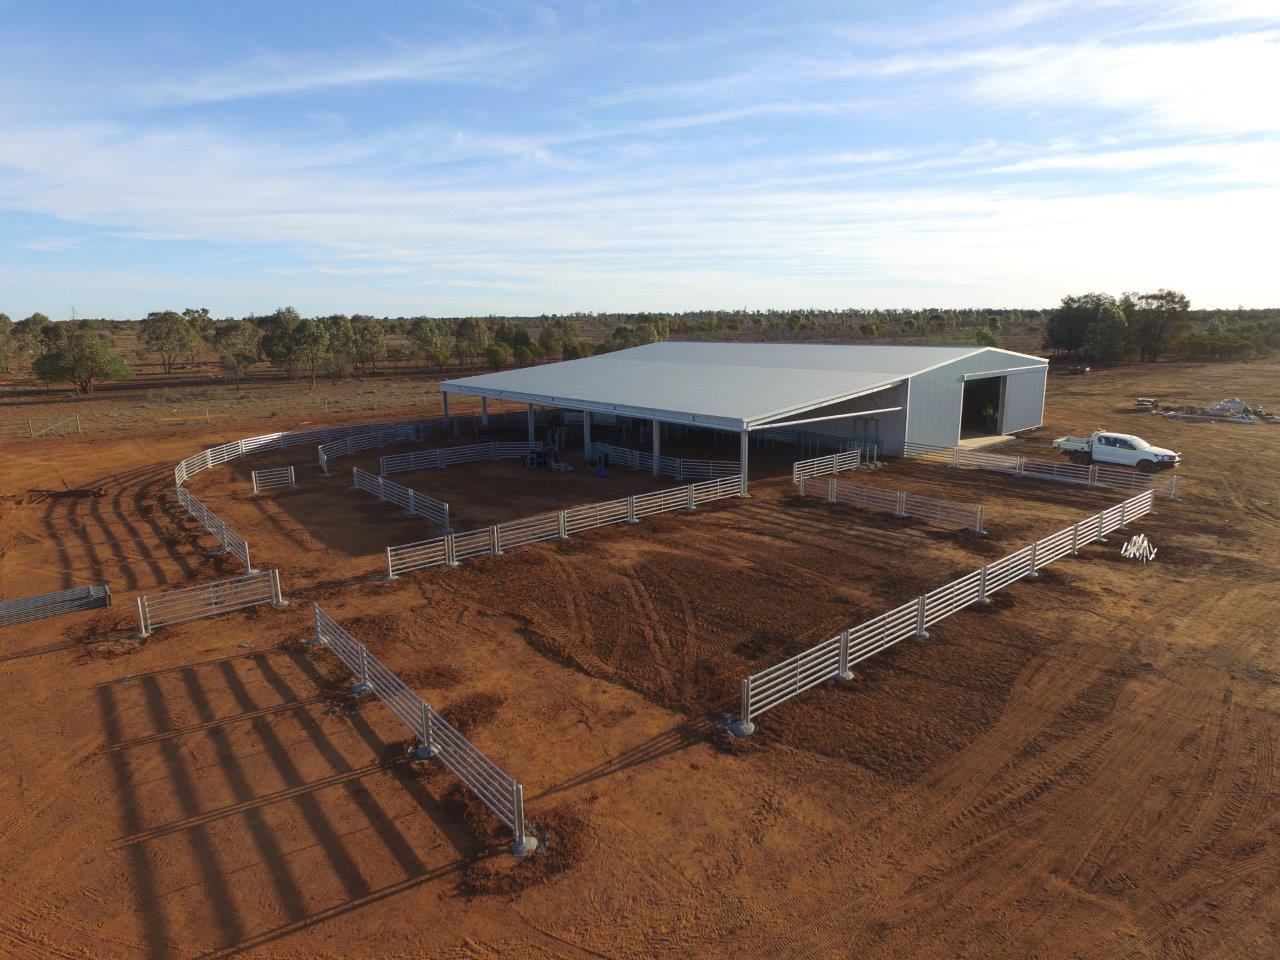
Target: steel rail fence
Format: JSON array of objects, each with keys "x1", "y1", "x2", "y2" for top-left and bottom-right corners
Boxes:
[
  {"x1": 311, "y1": 605, "x2": 537, "y2": 855},
  {"x1": 176, "y1": 486, "x2": 254, "y2": 571},
  {"x1": 798, "y1": 475, "x2": 986, "y2": 532},
  {"x1": 351, "y1": 467, "x2": 450, "y2": 529},
  {"x1": 792, "y1": 449, "x2": 862, "y2": 483},
  {"x1": 137, "y1": 569, "x2": 285, "y2": 637},
  {"x1": 0, "y1": 584, "x2": 112, "y2": 627},
  {"x1": 387, "y1": 474, "x2": 742, "y2": 578},
  {"x1": 729, "y1": 488, "x2": 1156, "y2": 734},
  {"x1": 591, "y1": 441, "x2": 738, "y2": 481},
  {"x1": 251, "y1": 466, "x2": 295, "y2": 494},
  {"x1": 380, "y1": 441, "x2": 543, "y2": 477},
  {"x1": 902, "y1": 441, "x2": 1180, "y2": 499}
]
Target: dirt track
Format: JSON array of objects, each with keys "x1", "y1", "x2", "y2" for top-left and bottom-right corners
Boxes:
[{"x1": 2, "y1": 362, "x2": 1279, "y2": 959}]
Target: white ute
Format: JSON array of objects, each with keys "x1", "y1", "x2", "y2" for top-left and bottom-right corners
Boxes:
[{"x1": 1052, "y1": 431, "x2": 1181, "y2": 473}]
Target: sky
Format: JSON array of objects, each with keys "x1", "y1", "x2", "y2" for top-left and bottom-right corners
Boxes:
[{"x1": 1, "y1": 0, "x2": 1277, "y2": 319}]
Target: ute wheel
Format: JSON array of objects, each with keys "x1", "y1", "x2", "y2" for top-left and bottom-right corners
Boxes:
[{"x1": 1137, "y1": 459, "x2": 1158, "y2": 474}]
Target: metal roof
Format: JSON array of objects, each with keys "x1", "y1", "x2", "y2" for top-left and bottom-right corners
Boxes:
[{"x1": 442, "y1": 341, "x2": 1046, "y2": 430}]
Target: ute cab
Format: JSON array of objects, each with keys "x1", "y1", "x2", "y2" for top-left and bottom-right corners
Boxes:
[{"x1": 1052, "y1": 431, "x2": 1181, "y2": 473}]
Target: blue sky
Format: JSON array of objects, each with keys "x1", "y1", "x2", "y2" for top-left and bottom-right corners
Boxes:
[{"x1": 1, "y1": 0, "x2": 1277, "y2": 319}]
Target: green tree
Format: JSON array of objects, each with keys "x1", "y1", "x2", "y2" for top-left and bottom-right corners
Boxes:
[
  {"x1": 455, "y1": 317, "x2": 492, "y2": 360},
  {"x1": 351, "y1": 315, "x2": 387, "y2": 374},
  {"x1": 514, "y1": 344, "x2": 533, "y2": 367},
  {"x1": 260, "y1": 308, "x2": 301, "y2": 377},
  {"x1": 410, "y1": 317, "x2": 454, "y2": 367},
  {"x1": 319, "y1": 314, "x2": 355, "y2": 381},
  {"x1": 483, "y1": 342, "x2": 512, "y2": 370},
  {"x1": 139, "y1": 310, "x2": 201, "y2": 374},
  {"x1": 291, "y1": 318, "x2": 330, "y2": 387},
  {"x1": 1126, "y1": 289, "x2": 1190, "y2": 363},
  {"x1": 32, "y1": 324, "x2": 131, "y2": 393},
  {"x1": 973, "y1": 328, "x2": 998, "y2": 347},
  {"x1": 213, "y1": 320, "x2": 261, "y2": 386},
  {"x1": 1084, "y1": 301, "x2": 1129, "y2": 366},
  {"x1": 14, "y1": 312, "x2": 51, "y2": 354},
  {"x1": 1045, "y1": 294, "x2": 1111, "y2": 354}
]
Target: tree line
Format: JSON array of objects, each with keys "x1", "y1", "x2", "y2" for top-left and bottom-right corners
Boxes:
[{"x1": 1043, "y1": 290, "x2": 1280, "y2": 366}]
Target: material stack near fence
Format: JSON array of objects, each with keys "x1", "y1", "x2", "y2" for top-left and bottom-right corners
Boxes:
[
  {"x1": 730, "y1": 488, "x2": 1156, "y2": 735},
  {"x1": 137, "y1": 569, "x2": 285, "y2": 638},
  {"x1": 798, "y1": 474, "x2": 985, "y2": 532},
  {"x1": 311, "y1": 606, "x2": 537, "y2": 855},
  {"x1": 0, "y1": 584, "x2": 111, "y2": 627},
  {"x1": 387, "y1": 475, "x2": 742, "y2": 577},
  {"x1": 903, "y1": 442, "x2": 1179, "y2": 499}
]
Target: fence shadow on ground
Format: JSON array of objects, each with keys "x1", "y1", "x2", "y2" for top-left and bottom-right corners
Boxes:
[{"x1": 95, "y1": 646, "x2": 476, "y2": 960}]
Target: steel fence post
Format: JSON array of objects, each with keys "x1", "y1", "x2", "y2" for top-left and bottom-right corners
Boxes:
[
  {"x1": 977, "y1": 565, "x2": 991, "y2": 604},
  {"x1": 1119, "y1": 499, "x2": 1129, "y2": 529},
  {"x1": 385, "y1": 547, "x2": 396, "y2": 580},
  {"x1": 1169, "y1": 475, "x2": 1180, "y2": 500},
  {"x1": 1027, "y1": 541, "x2": 1039, "y2": 578},
  {"x1": 288, "y1": 465, "x2": 296, "y2": 488},
  {"x1": 511, "y1": 784, "x2": 538, "y2": 857},
  {"x1": 244, "y1": 543, "x2": 255, "y2": 575},
  {"x1": 558, "y1": 510, "x2": 568, "y2": 539},
  {"x1": 836, "y1": 629, "x2": 854, "y2": 680},
  {"x1": 1088, "y1": 465, "x2": 1099, "y2": 488},
  {"x1": 915, "y1": 596, "x2": 929, "y2": 638},
  {"x1": 974, "y1": 504, "x2": 987, "y2": 536},
  {"x1": 136, "y1": 596, "x2": 150, "y2": 638},
  {"x1": 827, "y1": 476, "x2": 836, "y2": 504},
  {"x1": 351, "y1": 646, "x2": 371, "y2": 697},
  {"x1": 252, "y1": 472, "x2": 259, "y2": 495},
  {"x1": 490, "y1": 525, "x2": 501, "y2": 555},
  {"x1": 729, "y1": 678, "x2": 756, "y2": 736},
  {"x1": 1071, "y1": 523, "x2": 1080, "y2": 555},
  {"x1": 444, "y1": 534, "x2": 458, "y2": 568},
  {"x1": 627, "y1": 496, "x2": 638, "y2": 524},
  {"x1": 896, "y1": 491, "x2": 907, "y2": 517},
  {"x1": 686, "y1": 484, "x2": 696, "y2": 511},
  {"x1": 413, "y1": 701, "x2": 440, "y2": 761},
  {"x1": 269, "y1": 569, "x2": 287, "y2": 608}
]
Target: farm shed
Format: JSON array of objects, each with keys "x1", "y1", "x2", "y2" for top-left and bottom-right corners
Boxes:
[{"x1": 440, "y1": 342, "x2": 1047, "y2": 489}]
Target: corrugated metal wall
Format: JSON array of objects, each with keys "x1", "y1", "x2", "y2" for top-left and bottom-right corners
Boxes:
[{"x1": 904, "y1": 351, "x2": 1047, "y2": 449}]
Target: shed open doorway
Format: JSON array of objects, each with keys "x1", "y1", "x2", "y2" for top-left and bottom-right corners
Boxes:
[{"x1": 961, "y1": 375, "x2": 1004, "y2": 436}]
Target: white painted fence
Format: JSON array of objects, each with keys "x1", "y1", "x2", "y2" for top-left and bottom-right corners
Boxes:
[
  {"x1": 251, "y1": 466, "x2": 295, "y2": 494},
  {"x1": 792, "y1": 449, "x2": 862, "y2": 483},
  {"x1": 1, "y1": 584, "x2": 111, "y2": 627},
  {"x1": 136, "y1": 569, "x2": 284, "y2": 637},
  {"x1": 311, "y1": 605, "x2": 536, "y2": 855},
  {"x1": 176, "y1": 486, "x2": 253, "y2": 571},
  {"x1": 379, "y1": 441, "x2": 542, "y2": 477},
  {"x1": 352, "y1": 467, "x2": 450, "y2": 529},
  {"x1": 387, "y1": 475, "x2": 742, "y2": 577},
  {"x1": 591, "y1": 441, "x2": 738, "y2": 481},
  {"x1": 798, "y1": 474, "x2": 986, "y2": 533},
  {"x1": 730, "y1": 488, "x2": 1156, "y2": 733},
  {"x1": 902, "y1": 442, "x2": 1180, "y2": 499}
]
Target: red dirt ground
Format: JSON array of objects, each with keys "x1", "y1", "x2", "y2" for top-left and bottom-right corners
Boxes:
[{"x1": 2, "y1": 363, "x2": 1279, "y2": 959}]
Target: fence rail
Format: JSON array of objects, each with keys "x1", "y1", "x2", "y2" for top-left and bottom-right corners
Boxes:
[
  {"x1": 352, "y1": 467, "x2": 450, "y2": 529},
  {"x1": 792, "y1": 449, "x2": 862, "y2": 483},
  {"x1": 380, "y1": 441, "x2": 542, "y2": 477},
  {"x1": 251, "y1": 466, "x2": 295, "y2": 494},
  {"x1": 387, "y1": 475, "x2": 742, "y2": 578},
  {"x1": 311, "y1": 606, "x2": 536, "y2": 855},
  {"x1": 902, "y1": 442, "x2": 1180, "y2": 499},
  {"x1": 591, "y1": 441, "x2": 738, "y2": 481},
  {"x1": 176, "y1": 486, "x2": 253, "y2": 571},
  {"x1": 0, "y1": 584, "x2": 111, "y2": 627},
  {"x1": 137, "y1": 569, "x2": 284, "y2": 637},
  {"x1": 730, "y1": 488, "x2": 1156, "y2": 734},
  {"x1": 799, "y1": 475, "x2": 985, "y2": 532}
]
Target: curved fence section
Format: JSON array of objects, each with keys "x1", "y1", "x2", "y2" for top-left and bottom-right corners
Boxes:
[
  {"x1": 730, "y1": 488, "x2": 1156, "y2": 734},
  {"x1": 387, "y1": 475, "x2": 742, "y2": 578},
  {"x1": 176, "y1": 486, "x2": 253, "y2": 571},
  {"x1": 312, "y1": 606, "x2": 536, "y2": 855},
  {"x1": 0, "y1": 584, "x2": 111, "y2": 627}
]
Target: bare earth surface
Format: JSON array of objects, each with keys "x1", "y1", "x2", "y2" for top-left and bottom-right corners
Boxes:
[{"x1": 1, "y1": 362, "x2": 1278, "y2": 959}]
